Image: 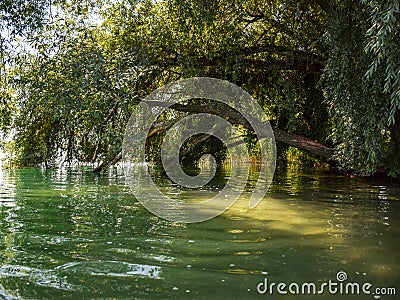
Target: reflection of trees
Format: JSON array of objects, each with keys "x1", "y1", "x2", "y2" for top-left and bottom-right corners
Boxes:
[
  {"x1": 0, "y1": 168, "x2": 174, "y2": 297},
  {"x1": 0, "y1": 169, "x2": 22, "y2": 266},
  {"x1": 0, "y1": 168, "x2": 161, "y2": 266}
]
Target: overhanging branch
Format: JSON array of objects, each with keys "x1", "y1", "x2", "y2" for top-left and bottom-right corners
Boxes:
[{"x1": 93, "y1": 100, "x2": 334, "y2": 172}]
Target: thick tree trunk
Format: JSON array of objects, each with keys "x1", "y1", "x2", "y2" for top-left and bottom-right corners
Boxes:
[{"x1": 273, "y1": 128, "x2": 333, "y2": 159}]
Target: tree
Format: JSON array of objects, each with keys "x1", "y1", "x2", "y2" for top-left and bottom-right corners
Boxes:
[
  {"x1": 1, "y1": 0, "x2": 51, "y2": 134},
  {"x1": 323, "y1": 0, "x2": 400, "y2": 175},
  {"x1": 4, "y1": 0, "x2": 400, "y2": 177},
  {"x1": 12, "y1": 27, "x2": 133, "y2": 166},
  {"x1": 97, "y1": 0, "x2": 332, "y2": 167},
  {"x1": 7, "y1": 0, "x2": 333, "y2": 169}
]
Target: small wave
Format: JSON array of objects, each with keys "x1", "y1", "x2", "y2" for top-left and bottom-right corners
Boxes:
[
  {"x1": 55, "y1": 260, "x2": 162, "y2": 279},
  {"x1": 0, "y1": 260, "x2": 161, "y2": 297},
  {"x1": 0, "y1": 265, "x2": 75, "y2": 291}
]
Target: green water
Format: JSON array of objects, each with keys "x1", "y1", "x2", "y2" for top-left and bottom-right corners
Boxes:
[{"x1": 0, "y1": 167, "x2": 399, "y2": 299}]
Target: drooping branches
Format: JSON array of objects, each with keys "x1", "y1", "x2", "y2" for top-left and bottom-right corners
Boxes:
[
  {"x1": 323, "y1": 0, "x2": 400, "y2": 175},
  {"x1": 4, "y1": 0, "x2": 399, "y2": 177}
]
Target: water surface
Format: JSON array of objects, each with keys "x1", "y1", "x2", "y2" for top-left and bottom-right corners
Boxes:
[{"x1": 0, "y1": 167, "x2": 399, "y2": 299}]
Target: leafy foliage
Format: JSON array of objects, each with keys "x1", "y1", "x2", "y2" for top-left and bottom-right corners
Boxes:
[
  {"x1": 323, "y1": 0, "x2": 400, "y2": 175},
  {"x1": 13, "y1": 29, "x2": 132, "y2": 166},
  {"x1": 1, "y1": 0, "x2": 399, "y2": 176}
]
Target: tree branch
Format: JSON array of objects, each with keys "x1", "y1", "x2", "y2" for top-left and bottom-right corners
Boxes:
[
  {"x1": 93, "y1": 100, "x2": 334, "y2": 172},
  {"x1": 242, "y1": 58, "x2": 324, "y2": 73}
]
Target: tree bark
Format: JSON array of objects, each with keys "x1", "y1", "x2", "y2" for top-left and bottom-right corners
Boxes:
[{"x1": 273, "y1": 128, "x2": 333, "y2": 159}]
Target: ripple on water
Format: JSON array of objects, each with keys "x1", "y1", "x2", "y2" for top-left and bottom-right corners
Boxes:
[
  {"x1": 54, "y1": 260, "x2": 162, "y2": 278},
  {"x1": 0, "y1": 261, "x2": 161, "y2": 293},
  {"x1": 0, "y1": 178, "x2": 16, "y2": 207},
  {"x1": 0, "y1": 264, "x2": 75, "y2": 291}
]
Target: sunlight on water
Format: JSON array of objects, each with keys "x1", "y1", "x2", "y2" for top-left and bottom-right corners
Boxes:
[
  {"x1": 0, "y1": 167, "x2": 399, "y2": 299},
  {"x1": 0, "y1": 168, "x2": 16, "y2": 208}
]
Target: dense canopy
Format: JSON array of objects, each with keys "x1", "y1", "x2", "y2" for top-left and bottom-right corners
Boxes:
[{"x1": 0, "y1": 0, "x2": 399, "y2": 176}]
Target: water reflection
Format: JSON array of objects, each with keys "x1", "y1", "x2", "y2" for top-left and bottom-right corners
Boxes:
[
  {"x1": 0, "y1": 168, "x2": 17, "y2": 207},
  {"x1": 0, "y1": 167, "x2": 399, "y2": 299}
]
